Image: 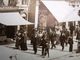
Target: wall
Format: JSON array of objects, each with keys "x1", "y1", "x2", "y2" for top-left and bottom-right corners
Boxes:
[{"x1": 39, "y1": 1, "x2": 58, "y2": 30}]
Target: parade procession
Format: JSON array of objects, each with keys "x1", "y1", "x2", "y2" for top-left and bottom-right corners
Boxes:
[{"x1": 0, "y1": 0, "x2": 80, "y2": 60}]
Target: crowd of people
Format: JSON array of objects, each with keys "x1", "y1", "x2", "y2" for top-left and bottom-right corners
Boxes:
[{"x1": 14, "y1": 25, "x2": 80, "y2": 57}]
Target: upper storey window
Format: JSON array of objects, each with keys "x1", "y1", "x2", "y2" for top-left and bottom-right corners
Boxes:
[
  {"x1": 22, "y1": 0, "x2": 27, "y2": 5},
  {"x1": 8, "y1": 0, "x2": 17, "y2": 7},
  {"x1": 0, "y1": 0, "x2": 4, "y2": 6}
]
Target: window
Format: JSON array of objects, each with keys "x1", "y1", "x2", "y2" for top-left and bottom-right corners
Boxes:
[
  {"x1": 0, "y1": 0, "x2": 3, "y2": 4},
  {"x1": 8, "y1": 0, "x2": 17, "y2": 6},
  {"x1": 0, "y1": 0, "x2": 4, "y2": 6},
  {"x1": 22, "y1": 0, "x2": 27, "y2": 5}
]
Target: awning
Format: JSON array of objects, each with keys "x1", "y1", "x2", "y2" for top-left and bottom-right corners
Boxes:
[
  {"x1": 63, "y1": 7, "x2": 80, "y2": 22},
  {"x1": 0, "y1": 12, "x2": 33, "y2": 26},
  {"x1": 42, "y1": 1, "x2": 74, "y2": 22}
]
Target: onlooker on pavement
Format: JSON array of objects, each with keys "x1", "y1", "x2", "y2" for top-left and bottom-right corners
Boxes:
[
  {"x1": 15, "y1": 31, "x2": 21, "y2": 49},
  {"x1": 19, "y1": 32, "x2": 27, "y2": 50}
]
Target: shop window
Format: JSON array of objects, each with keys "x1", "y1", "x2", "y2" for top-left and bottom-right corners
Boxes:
[{"x1": 0, "y1": 24, "x2": 6, "y2": 36}]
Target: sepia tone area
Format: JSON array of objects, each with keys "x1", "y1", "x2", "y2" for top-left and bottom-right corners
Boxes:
[{"x1": 0, "y1": 0, "x2": 80, "y2": 60}]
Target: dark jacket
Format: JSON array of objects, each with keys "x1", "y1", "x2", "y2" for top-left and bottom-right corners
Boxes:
[
  {"x1": 68, "y1": 36, "x2": 73, "y2": 44},
  {"x1": 60, "y1": 33, "x2": 66, "y2": 43}
]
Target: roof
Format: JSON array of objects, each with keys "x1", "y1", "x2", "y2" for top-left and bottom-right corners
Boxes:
[{"x1": 42, "y1": 0, "x2": 76, "y2": 22}]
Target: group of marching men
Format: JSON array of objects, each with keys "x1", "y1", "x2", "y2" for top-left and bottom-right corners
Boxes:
[
  {"x1": 31, "y1": 27, "x2": 73, "y2": 56},
  {"x1": 14, "y1": 25, "x2": 80, "y2": 57}
]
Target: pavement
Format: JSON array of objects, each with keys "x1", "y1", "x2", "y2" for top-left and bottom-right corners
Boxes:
[{"x1": 0, "y1": 36, "x2": 80, "y2": 60}]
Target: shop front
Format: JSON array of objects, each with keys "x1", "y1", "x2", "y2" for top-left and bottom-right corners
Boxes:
[{"x1": 0, "y1": 12, "x2": 33, "y2": 42}]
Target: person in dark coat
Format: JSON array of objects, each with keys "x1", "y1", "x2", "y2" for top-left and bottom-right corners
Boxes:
[
  {"x1": 19, "y1": 33, "x2": 27, "y2": 50},
  {"x1": 65, "y1": 29, "x2": 70, "y2": 46},
  {"x1": 45, "y1": 41, "x2": 49, "y2": 57},
  {"x1": 15, "y1": 31, "x2": 21, "y2": 49},
  {"x1": 40, "y1": 33, "x2": 50, "y2": 57},
  {"x1": 24, "y1": 31, "x2": 28, "y2": 50},
  {"x1": 32, "y1": 35, "x2": 38, "y2": 54},
  {"x1": 30, "y1": 28, "x2": 35, "y2": 45},
  {"x1": 76, "y1": 27, "x2": 80, "y2": 53},
  {"x1": 68, "y1": 35, "x2": 73, "y2": 52},
  {"x1": 41, "y1": 34, "x2": 47, "y2": 56},
  {"x1": 59, "y1": 33, "x2": 66, "y2": 51},
  {"x1": 50, "y1": 31, "x2": 56, "y2": 49},
  {"x1": 69, "y1": 26, "x2": 75, "y2": 36}
]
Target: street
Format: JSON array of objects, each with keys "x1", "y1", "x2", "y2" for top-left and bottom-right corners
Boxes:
[
  {"x1": 0, "y1": 36, "x2": 80, "y2": 60},
  {"x1": 0, "y1": 0, "x2": 80, "y2": 60}
]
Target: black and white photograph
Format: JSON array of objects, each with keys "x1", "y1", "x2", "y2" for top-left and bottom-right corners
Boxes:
[{"x1": 0, "y1": 0, "x2": 80, "y2": 60}]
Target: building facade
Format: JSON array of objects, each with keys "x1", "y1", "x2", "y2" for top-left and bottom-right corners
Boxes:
[
  {"x1": 38, "y1": 0, "x2": 58, "y2": 30},
  {"x1": 0, "y1": 0, "x2": 37, "y2": 40}
]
